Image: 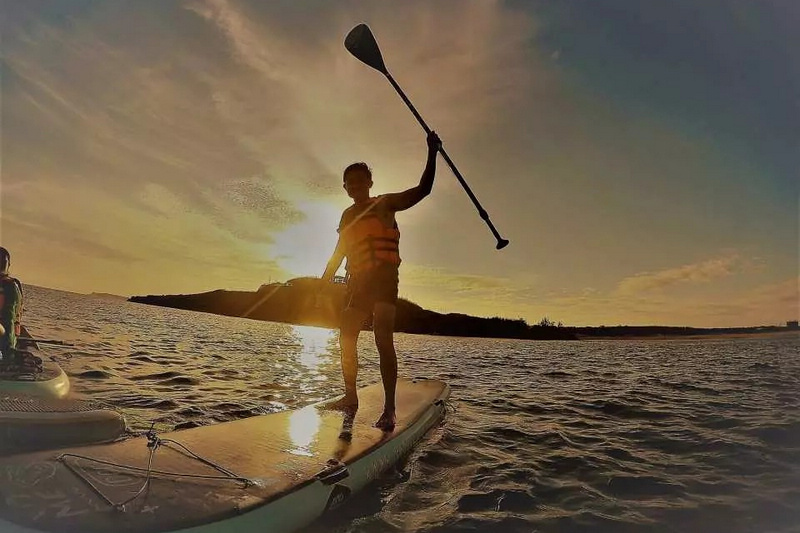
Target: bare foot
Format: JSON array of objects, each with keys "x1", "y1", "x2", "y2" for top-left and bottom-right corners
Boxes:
[
  {"x1": 374, "y1": 409, "x2": 396, "y2": 432},
  {"x1": 325, "y1": 396, "x2": 359, "y2": 412}
]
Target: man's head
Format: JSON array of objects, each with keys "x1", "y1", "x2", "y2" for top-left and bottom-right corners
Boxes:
[
  {"x1": 0, "y1": 247, "x2": 9, "y2": 275},
  {"x1": 343, "y1": 162, "x2": 372, "y2": 201}
]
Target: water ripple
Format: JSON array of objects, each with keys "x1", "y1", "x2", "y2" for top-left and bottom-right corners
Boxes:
[{"x1": 19, "y1": 286, "x2": 800, "y2": 533}]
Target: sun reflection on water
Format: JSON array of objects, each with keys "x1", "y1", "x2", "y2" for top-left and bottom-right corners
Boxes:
[{"x1": 292, "y1": 325, "x2": 337, "y2": 370}]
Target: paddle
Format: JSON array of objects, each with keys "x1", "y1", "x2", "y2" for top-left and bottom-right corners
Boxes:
[{"x1": 344, "y1": 24, "x2": 510, "y2": 250}]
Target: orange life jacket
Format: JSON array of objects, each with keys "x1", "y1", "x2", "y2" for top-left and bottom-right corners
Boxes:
[{"x1": 341, "y1": 199, "x2": 401, "y2": 274}]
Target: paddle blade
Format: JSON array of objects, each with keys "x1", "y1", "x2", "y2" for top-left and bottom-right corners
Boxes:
[{"x1": 345, "y1": 24, "x2": 388, "y2": 74}]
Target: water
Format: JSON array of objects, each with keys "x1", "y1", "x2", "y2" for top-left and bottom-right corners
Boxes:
[{"x1": 20, "y1": 285, "x2": 800, "y2": 532}]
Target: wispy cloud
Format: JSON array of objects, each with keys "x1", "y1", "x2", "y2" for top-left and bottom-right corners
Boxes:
[
  {"x1": 2, "y1": 179, "x2": 286, "y2": 294},
  {"x1": 398, "y1": 264, "x2": 542, "y2": 318},
  {"x1": 616, "y1": 254, "x2": 746, "y2": 295},
  {"x1": 402, "y1": 265, "x2": 516, "y2": 293}
]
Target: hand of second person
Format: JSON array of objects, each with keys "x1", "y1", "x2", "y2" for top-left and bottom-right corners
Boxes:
[{"x1": 427, "y1": 130, "x2": 442, "y2": 152}]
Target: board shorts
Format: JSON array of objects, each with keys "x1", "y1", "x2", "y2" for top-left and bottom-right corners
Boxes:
[{"x1": 345, "y1": 263, "x2": 399, "y2": 313}]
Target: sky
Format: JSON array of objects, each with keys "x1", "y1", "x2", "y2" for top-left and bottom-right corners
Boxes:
[{"x1": 1, "y1": 0, "x2": 797, "y2": 327}]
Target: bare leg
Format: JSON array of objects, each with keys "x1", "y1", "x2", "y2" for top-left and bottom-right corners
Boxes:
[
  {"x1": 332, "y1": 307, "x2": 367, "y2": 409},
  {"x1": 373, "y1": 302, "x2": 397, "y2": 431}
]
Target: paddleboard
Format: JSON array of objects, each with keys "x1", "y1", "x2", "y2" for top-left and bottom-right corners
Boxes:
[
  {"x1": 0, "y1": 327, "x2": 70, "y2": 399},
  {"x1": 0, "y1": 394, "x2": 127, "y2": 455},
  {"x1": 0, "y1": 378, "x2": 449, "y2": 533}
]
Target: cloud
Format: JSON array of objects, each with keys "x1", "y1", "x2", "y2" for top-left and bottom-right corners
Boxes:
[
  {"x1": 401, "y1": 265, "x2": 515, "y2": 293},
  {"x1": 2, "y1": 10, "x2": 260, "y2": 192},
  {"x1": 2, "y1": 178, "x2": 288, "y2": 293},
  {"x1": 665, "y1": 276, "x2": 799, "y2": 326},
  {"x1": 616, "y1": 254, "x2": 745, "y2": 295},
  {"x1": 1, "y1": 217, "x2": 139, "y2": 264},
  {"x1": 734, "y1": 276, "x2": 799, "y2": 314},
  {"x1": 398, "y1": 264, "x2": 543, "y2": 319},
  {"x1": 184, "y1": 0, "x2": 542, "y2": 193},
  {"x1": 185, "y1": 0, "x2": 295, "y2": 84},
  {"x1": 221, "y1": 177, "x2": 304, "y2": 228},
  {"x1": 519, "y1": 272, "x2": 797, "y2": 328},
  {"x1": 398, "y1": 252, "x2": 788, "y2": 327}
]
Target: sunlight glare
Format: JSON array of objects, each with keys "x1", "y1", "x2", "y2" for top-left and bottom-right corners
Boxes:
[
  {"x1": 288, "y1": 406, "x2": 321, "y2": 457},
  {"x1": 271, "y1": 201, "x2": 343, "y2": 278}
]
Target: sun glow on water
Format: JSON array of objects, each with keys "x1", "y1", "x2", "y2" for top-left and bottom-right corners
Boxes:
[{"x1": 291, "y1": 325, "x2": 337, "y2": 370}]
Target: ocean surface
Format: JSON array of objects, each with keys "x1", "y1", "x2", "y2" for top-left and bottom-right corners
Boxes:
[{"x1": 20, "y1": 285, "x2": 800, "y2": 533}]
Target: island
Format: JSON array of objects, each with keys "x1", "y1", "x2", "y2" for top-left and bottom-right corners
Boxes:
[
  {"x1": 129, "y1": 277, "x2": 798, "y2": 341},
  {"x1": 129, "y1": 277, "x2": 576, "y2": 340}
]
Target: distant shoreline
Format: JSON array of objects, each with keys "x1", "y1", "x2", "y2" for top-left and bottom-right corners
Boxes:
[
  {"x1": 126, "y1": 279, "x2": 576, "y2": 341},
  {"x1": 124, "y1": 278, "x2": 799, "y2": 342},
  {"x1": 570, "y1": 324, "x2": 797, "y2": 340},
  {"x1": 575, "y1": 329, "x2": 798, "y2": 341}
]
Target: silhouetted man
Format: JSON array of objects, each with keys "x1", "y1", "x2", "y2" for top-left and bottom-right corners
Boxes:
[
  {"x1": 322, "y1": 130, "x2": 441, "y2": 430},
  {"x1": 0, "y1": 247, "x2": 24, "y2": 364}
]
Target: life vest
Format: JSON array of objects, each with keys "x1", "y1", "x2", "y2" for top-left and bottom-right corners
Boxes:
[
  {"x1": 340, "y1": 199, "x2": 401, "y2": 275},
  {"x1": 0, "y1": 275, "x2": 23, "y2": 338}
]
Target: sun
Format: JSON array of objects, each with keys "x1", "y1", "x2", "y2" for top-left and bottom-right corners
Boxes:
[{"x1": 271, "y1": 201, "x2": 343, "y2": 279}]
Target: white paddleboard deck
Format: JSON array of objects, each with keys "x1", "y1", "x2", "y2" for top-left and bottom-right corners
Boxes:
[
  {"x1": 0, "y1": 378, "x2": 449, "y2": 533},
  {"x1": 0, "y1": 395, "x2": 127, "y2": 455}
]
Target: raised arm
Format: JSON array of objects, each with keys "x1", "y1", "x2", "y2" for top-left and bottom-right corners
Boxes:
[{"x1": 383, "y1": 131, "x2": 442, "y2": 212}]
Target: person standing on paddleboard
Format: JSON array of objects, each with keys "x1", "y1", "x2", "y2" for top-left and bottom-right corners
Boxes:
[{"x1": 322, "y1": 130, "x2": 441, "y2": 430}]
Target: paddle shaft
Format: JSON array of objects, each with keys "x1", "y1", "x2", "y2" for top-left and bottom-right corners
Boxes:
[{"x1": 384, "y1": 73, "x2": 509, "y2": 249}]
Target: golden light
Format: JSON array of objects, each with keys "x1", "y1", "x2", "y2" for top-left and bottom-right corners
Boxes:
[
  {"x1": 292, "y1": 325, "x2": 336, "y2": 370},
  {"x1": 271, "y1": 201, "x2": 343, "y2": 278},
  {"x1": 287, "y1": 405, "x2": 321, "y2": 457}
]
